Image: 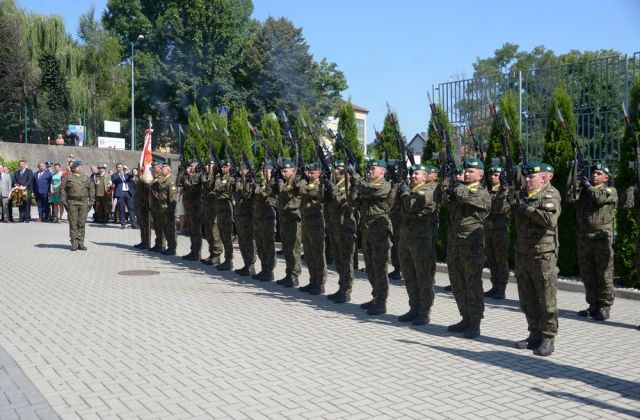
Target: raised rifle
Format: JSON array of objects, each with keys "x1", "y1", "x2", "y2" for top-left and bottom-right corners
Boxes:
[
  {"x1": 195, "y1": 121, "x2": 222, "y2": 177},
  {"x1": 557, "y1": 108, "x2": 586, "y2": 200},
  {"x1": 387, "y1": 111, "x2": 410, "y2": 182},
  {"x1": 328, "y1": 128, "x2": 359, "y2": 175},
  {"x1": 277, "y1": 110, "x2": 307, "y2": 180},
  {"x1": 486, "y1": 93, "x2": 520, "y2": 202},
  {"x1": 300, "y1": 118, "x2": 331, "y2": 184},
  {"x1": 428, "y1": 92, "x2": 458, "y2": 188}
]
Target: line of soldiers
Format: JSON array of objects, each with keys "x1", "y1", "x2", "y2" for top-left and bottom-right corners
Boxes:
[{"x1": 129, "y1": 153, "x2": 629, "y2": 358}]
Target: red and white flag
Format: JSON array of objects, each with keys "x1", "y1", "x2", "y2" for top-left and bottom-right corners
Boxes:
[{"x1": 139, "y1": 128, "x2": 154, "y2": 183}]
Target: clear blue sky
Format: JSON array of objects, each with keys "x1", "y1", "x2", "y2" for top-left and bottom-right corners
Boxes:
[{"x1": 17, "y1": 0, "x2": 640, "y2": 144}]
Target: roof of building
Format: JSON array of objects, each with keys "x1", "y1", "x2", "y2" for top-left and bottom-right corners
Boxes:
[
  {"x1": 351, "y1": 103, "x2": 369, "y2": 113},
  {"x1": 407, "y1": 132, "x2": 428, "y2": 148}
]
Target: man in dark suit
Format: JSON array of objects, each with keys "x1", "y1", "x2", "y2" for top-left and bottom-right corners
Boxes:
[
  {"x1": 14, "y1": 160, "x2": 34, "y2": 222},
  {"x1": 33, "y1": 162, "x2": 53, "y2": 222},
  {"x1": 111, "y1": 163, "x2": 138, "y2": 229}
]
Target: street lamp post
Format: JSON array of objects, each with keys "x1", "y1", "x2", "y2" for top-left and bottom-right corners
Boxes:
[{"x1": 130, "y1": 34, "x2": 145, "y2": 151}]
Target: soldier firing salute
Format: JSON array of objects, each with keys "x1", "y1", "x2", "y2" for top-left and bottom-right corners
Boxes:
[
  {"x1": 566, "y1": 162, "x2": 617, "y2": 321},
  {"x1": 350, "y1": 159, "x2": 394, "y2": 315},
  {"x1": 396, "y1": 164, "x2": 439, "y2": 326},
  {"x1": 275, "y1": 160, "x2": 302, "y2": 288},
  {"x1": 213, "y1": 160, "x2": 235, "y2": 271},
  {"x1": 442, "y1": 166, "x2": 465, "y2": 293},
  {"x1": 148, "y1": 162, "x2": 166, "y2": 252},
  {"x1": 60, "y1": 161, "x2": 95, "y2": 251},
  {"x1": 325, "y1": 160, "x2": 357, "y2": 303},
  {"x1": 445, "y1": 158, "x2": 490, "y2": 339},
  {"x1": 484, "y1": 166, "x2": 511, "y2": 300},
  {"x1": 294, "y1": 162, "x2": 328, "y2": 295},
  {"x1": 157, "y1": 164, "x2": 178, "y2": 255},
  {"x1": 201, "y1": 160, "x2": 223, "y2": 266},
  {"x1": 180, "y1": 161, "x2": 204, "y2": 261},
  {"x1": 234, "y1": 164, "x2": 257, "y2": 276},
  {"x1": 252, "y1": 163, "x2": 278, "y2": 282},
  {"x1": 513, "y1": 162, "x2": 561, "y2": 357}
]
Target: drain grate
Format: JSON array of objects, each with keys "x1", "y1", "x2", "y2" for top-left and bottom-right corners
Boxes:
[{"x1": 118, "y1": 270, "x2": 160, "y2": 276}]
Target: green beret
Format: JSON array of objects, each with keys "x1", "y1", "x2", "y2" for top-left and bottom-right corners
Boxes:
[
  {"x1": 220, "y1": 159, "x2": 229, "y2": 166},
  {"x1": 455, "y1": 165, "x2": 464, "y2": 174},
  {"x1": 386, "y1": 159, "x2": 397, "y2": 169},
  {"x1": 259, "y1": 162, "x2": 273, "y2": 170},
  {"x1": 523, "y1": 161, "x2": 554, "y2": 175},
  {"x1": 410, "y1": 163, "x2": 438, "y2": 173},
  {"x1": 463, "y1": 158, "x2": 484, "y2": 170},
  {"x1": 367, "y1": 159, "x2": 387, "y2": 168},
  {"x1": 490, "y1": 166, "x2": 504, "y2": 173},
  {"x1": 71, "y1": 160, "x2": 82, "y2": 169},
  {"x1": 334, "y1": 159, "x2": 345, "y2": 167},
  {"x1": 281, "y1": 160, "x2": 295, "y2": 169},
  {"x1": 305, "y1": 162, "x2": 321, "y2": 171},
  {"x1": 152, "y1": 160, "x2": 162, "y2": 166},
  {"x1": 591, "y1": 161, "x2": 610, "y2": 175}
]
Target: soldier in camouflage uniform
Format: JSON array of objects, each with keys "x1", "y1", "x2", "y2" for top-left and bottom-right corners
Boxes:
[
  {"x1": 513, "y1": 162, "x2": 561, "y2": 357},
  {"x1": 442, "y1": 166, "x2": 465, "y2": 293},
  {"x1": 234, "y1": 164, "x2": 256, "y2": 276},
  {"x1": 148, "y1": 162, "x2": 166, "y2": 252},
  {"x1": 133, "y1": 165, "x2": 151, "y2": 249},
  {"x1": 396, "y1": 164, "x2": 439, "y2": 326},
  {"x1": 275, "y1": 160, "x2": 302, "y2": 288},
  {"x1": 252, "y1": 164, "x2": 277, "y2": 281},
  {"x1": 484, "y1": 166, "x2": 511, "y2": 300},
  {"x1": 93, "y1": 164, "x2": 111, "y2": 223},
  {"x1": 325, "y1": 160, "x2": 357, "y2": 303},
  {"x1": 387, "y1": 162, "x2": 403, "y2": 281},
  {"x1": 214, "y1": 161, "x2": 235, "y2": 271},
  {"x1": 201, "y1": 161, "x2": 223, "y2": 266},
  {"x1": 566, "y1": 161, "x2": 617, "y2": 321},
  {"x1": 295, "y1": 163, "x2": 327, "y2": 294},
  {"x1": 60, "y1": 161, "x2": 95, "y2": 251},
  {"x1": 445, "y1": 158, "x2": 490, "y2": 339},
  {"x1": 158, "y1": 164, "x2": 178, "y2": 255},
  {"x1": 350, "y1": 159, "x2": 393, "y2": 315},
  {"x1": 181, "y1": 161, "x2": 203, "y2": 261}
]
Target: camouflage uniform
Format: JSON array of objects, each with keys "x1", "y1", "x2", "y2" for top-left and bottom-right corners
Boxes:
[
  {"x1": 295, "y1": 175, "x2": 327, "y2": 292},
  {"x1": 484, "y1": 184, "x2": 510, "y2": 296},
  {"x1": 214, "y1": 173, "x2": 235, "y2": 265},
  {"x1": 158, "y1": 173, "x2": 178, "y2": 252},
  {"x1": 149, "y1": 174, "x2": 166, "y2": 250},
  {"x1": 389, "y1": 197, "x2": 403, "y2": 278},
  {"x1": 354, "y1": 174, "x2": 393, "y2": 309},
  {"x1": 325, "y1": 177, "x2": 357, "y2": 299},
  {"x1": 202, "y1": 171, "x2": 223, "y2": 262},
  {"x1": 277, "y1": 174, "x2": 302, "y2": 285},
  {"x1": 234, "y1": 175, "x2": 256, "y2": 271},
  {"x1": 253, "y1": 177, "x2": 277, "y2": 277},
  {"x1": 446, "y1": 181, "x2": 490, "y2": 327},
  {"x1": 182, "y1": 171, "x2": 203, "y2": 258},
  {"x1": 60, "y1": 168, "x2": 95, "y2": 249},
  {"x1": 514, "y1": 182, "x2": 561, "y2": 343},
  {"x1": 398, "y1": 180, "x2": 439, "y2": 318},
  {"x1": 567, "y1": 182, "x2": 617, "y2": 315},
  {"x1": 134, "y1": 176, "x2": 151, "y2": 247}
]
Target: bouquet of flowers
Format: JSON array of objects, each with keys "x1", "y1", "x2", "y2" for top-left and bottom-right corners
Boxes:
[{"x1": 9, "y1": 185, "x2": 30, "y2": 206}]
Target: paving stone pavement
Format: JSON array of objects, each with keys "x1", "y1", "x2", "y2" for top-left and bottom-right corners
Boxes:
[{"x1": 1, "y1": 216, "x2": 640, "y2": 419}]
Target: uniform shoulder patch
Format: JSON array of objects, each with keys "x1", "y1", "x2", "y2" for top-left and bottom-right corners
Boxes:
[
  {"x1": 544, "y1": 202, "x2": 555, "y2": 208},
  {"x1": 606, "y1": 187, "x2": 612, "y2": 193},
  {"x1": 544, "y1": 194, "x2": 553, "y2": 199}
]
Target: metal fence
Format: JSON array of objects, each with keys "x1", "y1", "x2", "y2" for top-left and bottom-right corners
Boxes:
[{"x1": 434, "y1": 52, "x2": 640, "y2": 167}]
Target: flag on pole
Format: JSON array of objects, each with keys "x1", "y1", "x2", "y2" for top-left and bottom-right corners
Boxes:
[{"x1": 140, "y1": 128, "x2": 154, "y2": 183}]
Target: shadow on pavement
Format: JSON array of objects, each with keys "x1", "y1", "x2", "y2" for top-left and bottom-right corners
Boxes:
[
  {"x1": 398, "y1": 340, "x2": 640, "y2": 407},
  {"x1": 531, "y1": 387, "x2": 640, "y2": 417},
  {"x1": 34, "y1": 243, "x2": 72, "y2": 249}
]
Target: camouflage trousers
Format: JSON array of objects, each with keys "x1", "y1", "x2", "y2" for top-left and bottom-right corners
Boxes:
[
  {"x1": 67, "y1": 204, "x2": 89, "y2": 246},
  {"x1": 515, "y1": 250, "x2": 559, "y2": 340},
  {"x1": 447, "y1": 231, "x2": 486, "y2": 321},
  {"x1": 150, "y1": 206, "x2": 165, "y2": 248},
  {"x1": 390, "y1": 213, "x2": 402, "y2": 272},
  {"x1": 280, "y1": 212, "x2": 301, "y2": 278},
  {"x1": 399, "y1": 224, "x2": 435, "y2": 314},
  {"x1": 578, "y1": 235, "x2": 614, "y2": 310},
  {"x1": 255, "y1": 216, "x2": 276, "y2": 273},
  {"x1": 302, "y1": 217, "x2": 327, "y2": 286},
  {"x1": 185, "y1": 202, "x2": 202, "y2": 255},
  {"x1": 160, "y1": 204, "x2": 177, "y2": 251},
  {"x1": 136, "y1": 203, "x2": 150, "y2": 246},
  {"x1": 485, "y1": 227, "x2": 510, "y2": 287},
  {"x1": 216, "y1": 210, "x2": 234, "y2": 261},
  {"x1": 203, "y1": 204, "x2": 222, "y2": 258},
  {"x1": 236, "y1": 212, "x2": 256, "y2": 267},
  {"x1": 330, "y1": 221, "x2": 356, "y2": 291},
  {"x1": 362, "y1": 218, "x2": 391, "y2": 301}
]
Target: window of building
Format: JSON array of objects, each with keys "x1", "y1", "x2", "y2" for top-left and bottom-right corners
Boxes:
[{"x1": 356, "y1": 118, "x2": 365, "y2": 141}]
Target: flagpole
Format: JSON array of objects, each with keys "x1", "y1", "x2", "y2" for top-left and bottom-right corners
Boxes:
[{"x1": 146, "y1": 117, "x2": 153, "y2": 247}]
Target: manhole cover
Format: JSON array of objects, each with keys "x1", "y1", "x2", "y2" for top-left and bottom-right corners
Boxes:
[{"x1": 118, "y1": 270, "x2": 160, "y2": 276}]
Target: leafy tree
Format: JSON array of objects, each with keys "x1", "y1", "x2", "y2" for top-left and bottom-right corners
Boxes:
[
  {"x1": 293, "y1": 106, "x2": 317, "y2": 163},
  {"x1": 371, "y1": 112, "x2": 400, "y2": 160},
  {"x1": 186, "y1": 104, "x2": 209, "y2": 163},
  {"x1": 614, "y1": 80, "x2": 640, "y2": 288},
  {"x1": 229, "y1": 106, "x2": 254, "y2": 161},
  {"x1": 423, "y1": 104, "x2": 452, "y2": 165},
  {"x1": 335, "y1": 101, "x2": 363, "y2": 168},
  {"x1": 256, "y1": 112, "x2": 284, "y2": 165},
  {"x1": 542, "y1": 87, "x2": 578, "y2": 276},
  {"x1": 485, "y1": 90, "x2": 519, "y2": 167},
  {"x1": 37, "y1": 52, "x2": 70, "y2": 137}
]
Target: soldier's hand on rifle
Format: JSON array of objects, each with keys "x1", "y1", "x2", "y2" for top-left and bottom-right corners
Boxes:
[
  {"x1": 323, "y1": 181, "x2": 334, "y2": 201},
  {"x1": 397, "y1": 182, "x2": 409, "y2": 197},
  {"x1": 346, "y1": 164, "x2": 356, "y2": 177},
  {"x1": 499, "y1": 171, "x2": 508, "y2": 188},
  {"x1": 580, "y1": 175, "x2": 591, "y2": 189},
  {"x1": 513, "y1": 201, "x2": 528, "y2": 214}
]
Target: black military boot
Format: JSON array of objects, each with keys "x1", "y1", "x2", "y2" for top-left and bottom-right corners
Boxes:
[
  {"x1": 181, "y1": 252, "x2": 194, "y2": 259},
  {"x1": 185, "y1": 253, "x2": 201, "y2": 262},
  {"x1": 327, "y1": 288, "x2": 343, "y2": 301},
  {"x1": 593, "y1": 307, "x2": 610, "y2": 321},
  {"x1": 276, "y1": 276, "x2": 290, "y2": 285},
  {"x1": 515, "y1": 334, "x2": 541, "y2": 350},
  {"x1": 298, "y1": 283, "x2": 313, "y2": 293},
  {"x1": 259, "y1": 272, "x2": 274, "y2": 282},
  {"x1": 251, "y1": 271, "x2": 264, "y2": 280},
  {"x1": 484, "y1": 286, "x2": 497, "y2": 297},
  {"x1": 463, "y1": 320, "x2": 481, "y2": 339},
  {"x1": 283, "y1": 276, "x2": 298, "y2": 288},
  {"x1": 70, "y1": 243, "x2": 78, "y2": 251},
  {"x1": 162, "y1": 249, "x2": 176, "y2": 256},
  {"x1": 577, "y1": 306, "x2": 598, "y2": 317},
  {"x1": 398, "y1": 309, "x2": 418, "y2": 323},
  {"x1": 234, "y1": 265, "x2": 254, "y2": 277},
  {"x1": 308, "y1": 283, "x2": 325, "y2": 295},
  {"x1": 412, "y1": 313, "x2": 430, "y2": 326},
  {"x1": 367, "y1": 299, "x2": 387, "y2": 315},
  {"x1": 388, "y1": 269, "x2": 402, "y2": 280},
  {"x1": 149, "y1": 244, "x2": 163, "y2": 252},
  {"x1": 492, "y1": 284, "x2": 506, "y2": 300},
  {"x1": 200, "y1": 255, "x2": 212, "y2": 264},
  {"x1": 534, "y1": 338, "x2": 555, "y2": 357},
  {"x1": 134, "y1": 242, "x2": 149, "y2": 249},
  {"x1": 443, "y1": 285, "x2": 453, "y2": 292},
  {"x1": 447, "y1": 317, "x2": 469, "y2": 332},
  {"x1": 216, "y1": 260, "x2": 232, "y2": 271},
  {"x1": 332, "y1": 290, "x2": 351, "y2": 304},
  {"x1": 360, "y1": 299, "x2": 375, "y2": 309}
]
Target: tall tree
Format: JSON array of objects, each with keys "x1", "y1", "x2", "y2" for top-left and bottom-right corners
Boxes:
[
  {"x1": 372, "y1": 112, "x2": 401, "y2": 160},
  {"x1": 229, "y1": 106, "x2": 254, "y2": 161},
  {"x1": 335, "y1": 101, "x2": 364, "y2": 168},
  {"x1": 256, "y1": 112, "x2": 284, "y2": 164}
]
